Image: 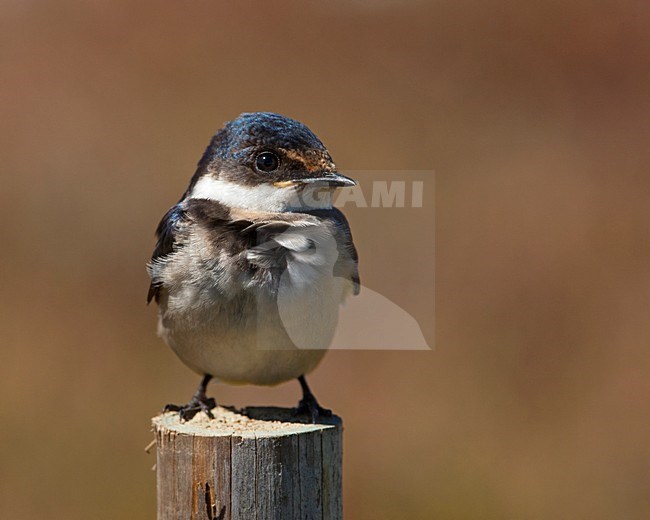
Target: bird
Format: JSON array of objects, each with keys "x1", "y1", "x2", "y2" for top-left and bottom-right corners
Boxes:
[{"x1": 147, "y1": 112, "x2": 360, "y2": 421}]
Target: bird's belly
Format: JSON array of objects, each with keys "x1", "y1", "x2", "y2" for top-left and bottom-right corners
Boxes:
[
  {"x1": 163, "y1": 322, "x2": 328, "y2": 386},
  {"x1": 158, "y1": 279, "x2": 346, "y2": 385}
]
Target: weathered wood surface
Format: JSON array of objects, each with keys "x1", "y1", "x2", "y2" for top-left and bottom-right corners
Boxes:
[{"x1": 152, "y1": 406, "x2": 342, "y2": 520}]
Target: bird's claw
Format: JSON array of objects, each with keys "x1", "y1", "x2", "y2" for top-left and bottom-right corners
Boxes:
[
  {"x1": 292, "y1": 395, "x2": 332, "y2": 423},
  {"x1": 164, "y1": 396, "x2": 216, "y2": 422}
]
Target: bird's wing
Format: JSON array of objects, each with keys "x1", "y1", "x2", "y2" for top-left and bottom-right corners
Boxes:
[
  {"x1": 147, "y1": 200, "x2": 360, "y2": 302},
  {"x1": 147, "y1": 204, "x2": 188, "y2": 303},
  {"x1": 315, "y1": 207, "x2": 361, "y2": 295},
  {"x1": 329, "y1": 208, "x2": 361, "y2": 296}
]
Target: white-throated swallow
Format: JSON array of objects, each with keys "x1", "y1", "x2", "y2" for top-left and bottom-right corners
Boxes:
[{"x1": 147, "y1": 112, "x2": 359, "y2": 421}]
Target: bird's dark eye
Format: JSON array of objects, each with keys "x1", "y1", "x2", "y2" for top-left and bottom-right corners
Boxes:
[{"x1": 255, "y1": 152, "x2": 279, "y2": 172}]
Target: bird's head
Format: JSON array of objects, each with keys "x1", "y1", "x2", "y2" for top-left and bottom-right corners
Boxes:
[{"x1": 185, "y1": 112, "x2": 355, "y2": 212}]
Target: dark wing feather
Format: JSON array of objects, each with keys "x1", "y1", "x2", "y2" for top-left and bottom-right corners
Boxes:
[{"x1": 147, "y1": 204, "x2": 187, "y2": 303}]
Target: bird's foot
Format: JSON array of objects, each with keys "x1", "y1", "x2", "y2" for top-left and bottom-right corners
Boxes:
[
  {"x1": 292, "y1": 394, "x2": 332, "y2": 423},
  {"x1": 164, "y1": 395, "x2": 216, "y2": 422}
]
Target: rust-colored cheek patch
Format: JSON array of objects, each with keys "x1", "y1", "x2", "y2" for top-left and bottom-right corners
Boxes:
[{"x1": 280, "y1": 148, "x2": 334, "y2": 173}]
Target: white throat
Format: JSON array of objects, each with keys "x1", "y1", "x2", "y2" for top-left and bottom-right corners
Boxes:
[{"x1": 189, "y1": 176, "x2": 333, "y2": 212}]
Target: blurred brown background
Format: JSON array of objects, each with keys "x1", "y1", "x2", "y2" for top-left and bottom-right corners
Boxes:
[{"x1": 1, "y1": 1, "x2": 649, "y2": 518}]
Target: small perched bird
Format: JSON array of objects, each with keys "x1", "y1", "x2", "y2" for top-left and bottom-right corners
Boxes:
[{"x1": 147, "y1": 112, "x2": 359, "y2": 421}]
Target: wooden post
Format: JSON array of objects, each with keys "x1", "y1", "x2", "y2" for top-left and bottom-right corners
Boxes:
[{"x1": 152, "y1": 407, "x2": 342, "y2": 520}]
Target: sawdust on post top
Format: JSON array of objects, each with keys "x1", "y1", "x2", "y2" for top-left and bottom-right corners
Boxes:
[
  {"x1": 153, "y1": 406, "x2": 335, "y2": 437},
  {"x1": 179, "y1": 406, "x2": 286, "y2": 432}
]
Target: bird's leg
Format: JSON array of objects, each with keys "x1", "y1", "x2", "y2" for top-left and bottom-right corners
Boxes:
[
  {"x1": 293, "y1": 375, "x2": 332, "y2": 422},
  {"x1": 164, "y1": 374, "x2": 216, "y2": 421}
]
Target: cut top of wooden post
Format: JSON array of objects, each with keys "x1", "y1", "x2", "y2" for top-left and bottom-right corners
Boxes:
[
  {"x1": 153, "y1": 407, "x2": 343, "y2": 520},
  {"x1": 153, "y1": 406, "x2": 341, "y2": 438}
]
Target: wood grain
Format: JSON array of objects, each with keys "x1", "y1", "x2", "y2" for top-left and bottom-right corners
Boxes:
[{"x1": 153, "y1": 407, "x2": 342, "y2": 520}]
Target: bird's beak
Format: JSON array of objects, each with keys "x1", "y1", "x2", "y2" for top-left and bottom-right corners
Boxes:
[{"x1": 298, "y1": 172, "x2": 356, "y2": 187}]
